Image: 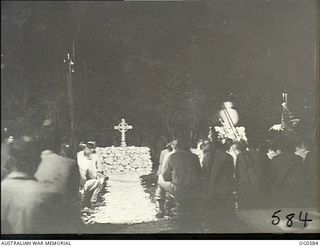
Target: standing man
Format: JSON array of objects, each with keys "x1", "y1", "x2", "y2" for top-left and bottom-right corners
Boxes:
[
  {"x1": 34, "y1": 121, "x2": 81, "y2": 232},
  {"x1": 1, "y1": 136, "x2": 63, "y2": 233},
  {"x1": 1, "y1": 134, "x2": 14, "y2": 180},
  {"x1": 201, "y1": 139, "x2": 216, "y2": 182}
]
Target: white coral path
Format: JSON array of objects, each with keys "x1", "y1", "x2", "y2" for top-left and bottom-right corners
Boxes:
[{"x1": 92, "y1": 172, "x2": 157, "y2": 224}]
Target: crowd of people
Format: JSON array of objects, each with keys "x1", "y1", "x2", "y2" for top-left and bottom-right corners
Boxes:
[
  {"x1": 1, "y1": 121, "x2": 116, "y2": 233},
  {"x1": 1, "y1": 117, "x2": 318, "y2": 234},
  {"x1": 154, "y1": 131, "x2": 318, "y2": 230},
  {"x1": 1, "y1": 123, "x2": 82, "y2": 234}
]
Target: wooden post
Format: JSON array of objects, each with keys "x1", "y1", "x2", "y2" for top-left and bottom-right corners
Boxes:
[{"x1": 64, "y1": 46, "x2": 76, "y2": 158}]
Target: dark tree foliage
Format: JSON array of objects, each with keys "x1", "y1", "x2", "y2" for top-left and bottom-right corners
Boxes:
[{"x1": 1, "y1": 1, "x2": 317, "y2": 154}]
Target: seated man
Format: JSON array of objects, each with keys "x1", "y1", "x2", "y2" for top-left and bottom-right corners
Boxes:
[
  {"x1": 87, "y1": 141, "x2": 109, "y2": 190},
  {"x1": 270, "y1": 141, "x2": 306, "y2": 208},
  {"x1": 155, "y1": 141, "x2": 174, "y2": 218},
  {"x1": 203, "y1": 140, "x2": 235, "y2": 211},
  {"x1": 78, "y1": 143, "x2": 106, "y2": 209},
  {"x1": 158, "y1": 137, "x2": 202, "y2": 219}
]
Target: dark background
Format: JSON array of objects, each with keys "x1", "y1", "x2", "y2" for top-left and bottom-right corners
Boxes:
[{"x1": 1, "y1": 0, "x2": 318, "y2": 149}]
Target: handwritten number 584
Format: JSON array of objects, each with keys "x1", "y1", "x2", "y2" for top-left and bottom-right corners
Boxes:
[{"x1": 271, "y1": 210, "x2": 312, "y2": 227}]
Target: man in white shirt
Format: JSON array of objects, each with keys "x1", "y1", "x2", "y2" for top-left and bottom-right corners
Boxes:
[
  {"x1": 1, "y1": 136, "x2": 63, "y2": 233},
  {"x1": 78, "y1": 144, "x2": 105, "y2": 208},
  {"x1": 155, "y1": 141, "x2": 176, "y2": 218},
  {"x1": 34, "y1": 122, "x2": 81, "y2": 232}
]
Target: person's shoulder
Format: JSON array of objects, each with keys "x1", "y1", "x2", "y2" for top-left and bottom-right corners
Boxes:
[
  {"x1": 37, "y1": 186, "x2": 64, "y2": 202},
  {"x1": 225, "y1": 152, "x2": 234, "y2": 161},
  {"x1": 189, "y1": 151, "x2": 199, "y2": 159},
  {"x1": 236, "y1": 151, "x2": 246, "y2": 158},
  {"x1": 247, "y1": 149, "x2": 260, "y2": 160},
  {"x1": 248, "y1": 149, "x2": 258, "y2": 155},
  {"x1": 1, "y1": 176, "x2": 38, "y2": 185},
  {"x1": 163, "y1": 150, "x2": 172, "y2": 157},
  {"x1": 167, "y1": 151, "x2": 185, "y2": 161},
  {"x1": 305, "y1": 150, "x2": 316, "y2": 161},
  {"x1": 167, "y1": 151, "x2": 177, "y2": 159},
  {"x1": 270, "y1": 153, "x2": 282, "y2": 163},
  {"x1": 55, "y1": 154, "x2": 77, "y2": 167},
  {"x1": 216, "y1": 148, "x2": 231, "y2": 158},
  {"x1": 160, "y1": 149, "x2": 168, "y2": 155},
  {"x1": 292, "y1": 153, "x2": 303, "y2": 163},
  {"x1": 1, "y1": 177, "x2": 11, "y2": 189},
  {"x1": 273, "y1": 152, "x2": 284, "y2": 159},
  {"x1": 2, "y1": 178, "x2": 41, "y2": 199},
  {"x1": 280, "y1": 152, "x2": 302, "y2": 161},
  {"x1": 55, "y1": 153, "x2": 75, "y2": 162}
]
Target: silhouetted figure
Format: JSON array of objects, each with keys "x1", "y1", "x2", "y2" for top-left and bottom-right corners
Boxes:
[
  {"x1": 155, "y1": 141, "x2": 174, "y2": 218},
  {"x1": 302, "y1": 139, "x2": 318, "y2": 207},
  {"x1": 158, "y1": 136, "x2": 202, "y2": 231},
  {"x1": 201, "y1": 139, "x2": 216, "y2": 184},
  {"x1": 34, "y1": 122, "x2": 81, "y2": 232},
  {"x1": 1, "y1": 142, "x2": 10, "y2": 181},
  {"x1": 1, "y1": 136, "x2": 63, "y2": 233},
  {"x1": 203, "y1": 140, "x2": 235, "y2": 211},
  {"x1": 1, "y1": 134, "x2": 14, "y2": 180},
  {"x1": 235, "y1": 141, "x2": 267, "y2": 209},
  {"x1": 270, "y1": 139, "x2": 307, "y2": 208}
]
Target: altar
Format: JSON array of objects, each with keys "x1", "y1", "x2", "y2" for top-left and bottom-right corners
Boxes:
[
  {"x1": 96, "y1": 119, "x2": 153, "y2": 174},
  {"x1": 96, "y1": 146, "x2": 153, "y2": 174},
  {"x1": 83, "y1": 119, "x2": 157, "y2": 225}
]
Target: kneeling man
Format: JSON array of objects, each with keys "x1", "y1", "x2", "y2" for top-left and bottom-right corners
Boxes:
[{"x1": 78, "y1": 143, "x2": 105, "y2": 209}]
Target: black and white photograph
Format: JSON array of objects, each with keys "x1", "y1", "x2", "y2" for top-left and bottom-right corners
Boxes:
[{"x1": 1, "y1": 0, "x2": 319, "y2": 238}]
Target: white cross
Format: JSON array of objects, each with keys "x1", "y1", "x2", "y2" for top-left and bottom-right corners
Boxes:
[{"x1": 114, "y1": 118, "x2": 132, "y2": 147}]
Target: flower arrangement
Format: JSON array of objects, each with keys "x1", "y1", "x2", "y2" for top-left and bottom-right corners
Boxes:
[
  {"x1": 213, "y1": 125, "x2": 248, "y2": 143},
  {"x1": 96, "y1": 146, "x2": 152, "y2": 174}
]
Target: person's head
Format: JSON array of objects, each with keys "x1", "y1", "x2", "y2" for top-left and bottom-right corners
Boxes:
[
  {"x1": 165, "y1": 142, "x2": 173, "y2": 152},
  {"x1": 266, "y1": 141, "x2": 281, "y2": 159},
  {"x1": 172, "y1": 136, "x2": 189, "y2": 151},
  {"x1": 257, "y1": 139, "x2": 271, "y2": 153},
  {"x1": 60, "y1": 142, "x2": 72, "y2": 158},
  {"x1": 8, "y1": 136, "x2": 41, "y2": 174},
  {"x1": 83, "y1": 143, "x2": 94, "y2": 156},
  {"x1": 78, "y1": 141, "x2": 87, "y2": 152},
  {"x1": 36, "y1": 121, "x2": 61, "y2": 154},
  {"x1": 87, "y1": 141, "x2": 96, "y2": 149},
  {"x1": 6, "y1": 136, "x2": 14, "y2": 144},
  {"x1": 197, "y1": 138, "x2": 204, "y2": 147},
  {"x1": 235, "y1": 140, "x2": 247, "y2": 153},
  {"x1": 202, "y1": 139, "x2": 212, "y2": 152},
  {"x1": 224, "y1": 138, "x2": 234, "y2": 151}
]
